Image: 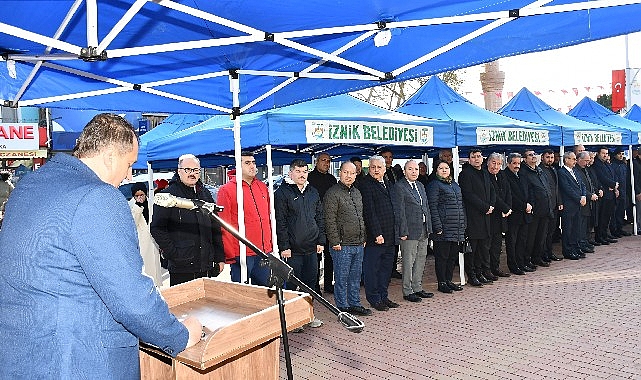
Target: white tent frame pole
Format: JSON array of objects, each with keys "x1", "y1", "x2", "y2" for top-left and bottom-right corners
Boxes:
[
  {"x1": 0, "y1": 22, "x2": 80, "y2": 54},
  {"x1": 86, "y1": 0, "x2": 98, "y2": 48},
  {"x1": 629, "y1": 145, "x2": 637, "y2": 236},
  {"x1": 157, "y1": 0, "x2": 383, "y2": 77},
  {"x1": 240, "y1": 31, "x2": 377, "y2": 112},
  {"x1": 19, "y1": 63, "x2": 232, "y2": 112},
  {"x1": 109, "y1": 35, "x2": 263, "y2": 58},
  {"x1": 231, "y1": 73, "x2": 248, "y2": 284},
  {"x1": 97, "y1": 0, "x2": 148, "y2": 53},
  {"x1": 12, "y1": 0, "x2": 83, "y2": 103},
  {"x1": 266, "y1": 145, "x2": 278, "y2": 257},
  {"x1": 147, "y1": 161, "x2": 155, "y2": 222},
  {"x1": 453, "y1": 146, "x2": 465, "y2": 285}
]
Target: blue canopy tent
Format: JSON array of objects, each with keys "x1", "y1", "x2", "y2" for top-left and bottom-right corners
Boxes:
[
  {"x1": 2, "y1": 1, "x2": 641, "y2": 115},
  {"x1": 134, "y1": 113, "x2": 213, "y2": 169},
  {"x1": 146, "y1": 94, "x2": 454, "y2": 168},
  {"x1": 498, "y1": 87, "x2": 630, "y2": 146},
  {"x1": 625, "y1": 104, "x2": 641, "y2": 136},
  {"x1": 396, "y1": 76, "x2": 559, "y2": 152},
  {"x1": 567, "y1": 97, "x2": 640, "y2": 145}
]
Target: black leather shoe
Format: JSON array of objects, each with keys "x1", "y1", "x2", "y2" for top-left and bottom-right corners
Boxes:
[
  {"x1": 372, "y1": 302, "x2": 389, "y2": 311},
  {"x1": 483, "y1": 271, "x2": 499, "y2": 281},
  {"x1": 492, "y1": 270, "x2": 511, "y2": 278},
  {"x1": 348, "y1": 306, "x2": 372, "y2": 316},
  {"x1": 563, "y1": 253, "x2": 580, "y2": 260},
  {"x1": 477, "y1": 273, "x2": 493, "y2": 284},
  {"x1": 467, "y1": 275, "x2": 483, "y2": 287},
  {"x1": 403, "y1": 293, "x2": 422, "y2": 302},
  {"x1": 526, "y1": 262, "x2": 537, "y2": 270},
  {"x1": 391, "y1": 270, "x2": 403, "y2": 279},
  {"x1": 384, "y1": 299, "x2": 400, "y2": 308},
  {"x1": 446, "y1": 281, "x2": 464, "y2": 291},
  {"x1": 607, "y1": 237, "x2": 618, "y2": 243},
  {"x1": 534, "y1": 261, "x2": 550, "y2": 267},
  {"x1": 549, "y1": 255, "x2": 563, "y2": 261},
  {"x1": 541, "y1": 256, "x2": 551, "y2": 263},
  {"x1": 589, "y1": 240, "x2": 600, "y2": 246},
  {"x1": 414, "y1": 290, "x2": 434, "y2": 298},
  {"x1": 576, "y1": 251, "x2": 586, "y2": 258},
  {"x1": 510, "y1": 269, "x2": 526, "y2": 275},
  {"x1": 438, "y1": 282, "x2": 453, "y2": 293},
  {"x1": 522, "y1": 266, "x2": 536, "y2": 272},
  {"x1": 596, "y1": 239, "x2": 610, "y2": 245},
  {"x1": 579, "y1": 246, "x2": 594, "y2": 253}
]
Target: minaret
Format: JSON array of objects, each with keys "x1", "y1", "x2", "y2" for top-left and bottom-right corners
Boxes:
[{"x1": 480, "y1": 61, "x2": 505, "y2": 112}]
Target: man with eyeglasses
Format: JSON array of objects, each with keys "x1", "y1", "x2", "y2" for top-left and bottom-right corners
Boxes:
[{"x1": 151, "y1": 154, "x2": 225, "y2": 286}]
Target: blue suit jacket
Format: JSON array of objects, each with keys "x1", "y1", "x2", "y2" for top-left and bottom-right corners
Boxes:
[
  {"x1": 0, "y1": 153, "x2": 188, "y2": 379},
  {"x1": 558, "y1": 166, "x2": 586, "y2": 214}
]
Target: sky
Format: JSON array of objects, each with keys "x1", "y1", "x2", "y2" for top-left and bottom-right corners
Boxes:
[{"x1": 458, "y1": 32, "x2": 641, "y2": 113}]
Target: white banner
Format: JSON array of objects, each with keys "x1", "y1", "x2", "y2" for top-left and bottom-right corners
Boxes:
[
  {"x1": 305, "y1": 120, "x2": 433, "y2": 146},
  {"x1": 573, "y1": 131, "x2": 622, "y2": 145},
  {"x1": 0, "y1": 123, "x2": 39, "y2": 151},
  {"x1": 629, "y1": 68, "x2": 641, "y2": 110},
  {"x1": 476, "y1": 127, "x2": 549, "y2": 145}
]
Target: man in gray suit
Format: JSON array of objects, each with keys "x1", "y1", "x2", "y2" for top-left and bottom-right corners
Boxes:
[{"x1": 394, "y1": 160, "x2": 433, "y2": 302}]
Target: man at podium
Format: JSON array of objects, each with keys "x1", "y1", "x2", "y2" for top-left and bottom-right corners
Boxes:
[{"x1": 0, "y1": 114, "x2": 202, "y2": 379}]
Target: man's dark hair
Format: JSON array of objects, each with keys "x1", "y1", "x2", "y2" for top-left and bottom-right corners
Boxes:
[
  {"x1": 289, "y1": 159, "x2": 308, "y2": 170},
  {"x1": 507, "y1": 152, "x2": 522, "y2": 163},
  {"x1": 380, "y1": 148, "x2": 393, "y2": 155},
  {"x1": 240, "y1": 150, "x2": 254, "y2": 157},
  {"x1": 349, "y1": 156, "x2": 362, "y2": 164},
  {"x1": 542, "y1": 148, "x2": 555, "y2": 155},
  {"x1": 73, "y1": 113, "x2": 137, "y2": 158},
  {"x1": 469, "y1": 148, "x2": 482, "y2": 157}
]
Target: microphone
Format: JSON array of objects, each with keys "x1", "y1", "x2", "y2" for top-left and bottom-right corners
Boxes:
[{"x1": 154, "y1": 193, "x2": 224, "y2": 214}]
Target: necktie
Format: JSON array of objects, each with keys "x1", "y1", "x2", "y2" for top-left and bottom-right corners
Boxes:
[{"x1": 412, "y1": 182, "x2": 422, "y2": 205}]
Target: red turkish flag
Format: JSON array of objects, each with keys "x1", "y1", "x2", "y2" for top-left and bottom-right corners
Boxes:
[{"x1": 612, "y1": 69, "x2": 626, "y2": 112}]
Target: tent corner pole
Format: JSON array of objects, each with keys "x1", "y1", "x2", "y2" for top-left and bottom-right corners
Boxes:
[{"x1": 230, "y1": 73, "x2": 248, "y2": 284}]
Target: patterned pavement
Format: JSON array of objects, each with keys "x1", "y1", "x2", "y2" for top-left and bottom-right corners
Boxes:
[{"x1": 278, "y1": 232, "x2": 641, "y2": 379}]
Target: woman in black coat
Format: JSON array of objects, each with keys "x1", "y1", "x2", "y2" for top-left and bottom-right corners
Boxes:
[{"x1": 427, "y1": 160, "x2": 466, "y2": 293}]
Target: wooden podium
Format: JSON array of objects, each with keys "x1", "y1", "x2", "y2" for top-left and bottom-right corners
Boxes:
[{"x1": 139, "y1": 278, "x2": 313, "y2": 379}]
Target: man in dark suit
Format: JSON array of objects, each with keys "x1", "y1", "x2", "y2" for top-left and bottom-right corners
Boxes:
[
  {"x1": 557, "y1": 152, "x2": 587, "y2": 260},
  {"x1": 539, "y1": 149, "x2": 563, "y2": 262},
  {"x1": 359, "y1": 155, "x2": 401, "y2": 310},
  {"x1": 486, "y1": 153, "x2": 512, "y2": 279},
  {"x1": 520, "y1": 149, "x2": 554, "y2": 268},
  {"x1": 394, "y1": 160, "x2": 434, "y2": 299},
  {"x1": 502, "y1": 153, "x2": 533, "y2": 275},
  {"x1": 458, "y1": 149, "x2": 496, "y2": 286},
  {"x1": 590, "y1": 147, "x2": 619, "y2": 245},
  {"x1": 576, "y1": 151, "x2": 599, "y2": 253},
  {"x1": 380, "y1": 148, "x2": 404, "y2": 279},
  {"x1": 308, "y1": 152, "x2": 337, "y2": 293}
]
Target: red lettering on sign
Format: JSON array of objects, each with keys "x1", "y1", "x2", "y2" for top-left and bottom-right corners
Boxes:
[{"x1": 0, "y1": 125, "x2": 35, "y2": 140}]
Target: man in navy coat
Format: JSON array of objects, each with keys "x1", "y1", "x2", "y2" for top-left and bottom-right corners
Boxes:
[
  {"x1": 0, "y1": 114, "x2": 201, "y2": 379},
  {"x1": 359, "y1": 155, "x2": 401, "y2": 310}
]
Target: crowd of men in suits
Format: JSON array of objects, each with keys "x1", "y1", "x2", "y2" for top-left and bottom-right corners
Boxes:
[{"x1": 276, "y1": 145, "x2": 635, "y2": 319}]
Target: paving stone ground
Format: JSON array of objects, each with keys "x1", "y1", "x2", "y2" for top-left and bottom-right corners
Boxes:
[{"x1": 278, "y1": 231, "x2": 641, "y2": 380}]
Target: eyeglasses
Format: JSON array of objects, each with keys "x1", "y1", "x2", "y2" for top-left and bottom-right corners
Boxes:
[
  {"x1": 525, "y1": 153, "x2": 535, "y2": 157},
  {"x1": 180, "y1": 167, "x2": 201, "y2": 174}
]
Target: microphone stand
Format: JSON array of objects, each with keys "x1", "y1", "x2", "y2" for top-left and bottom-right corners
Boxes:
[{"x1": 198, "y1": 203, "x2": 364, "y2": 380}]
